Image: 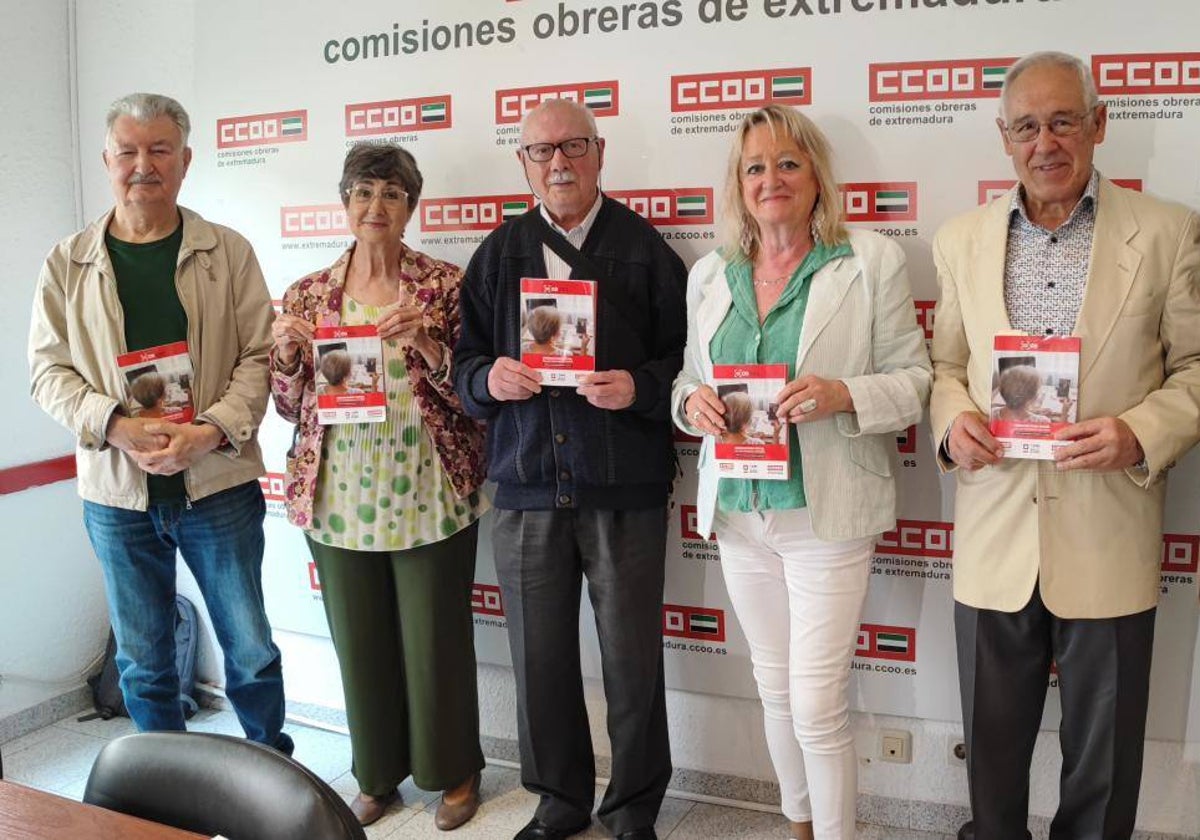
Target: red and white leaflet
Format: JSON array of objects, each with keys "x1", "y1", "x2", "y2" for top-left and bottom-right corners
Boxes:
[
  {"x1": 988, "y1": 334, "x2": 1081, "y2": 460},
  {"x1": 116, "y1": 341, "x2": 196, "y2": 424},
  {"x1": 519, "y1": 278, "x2": 597, "y2": 386},
  {"x1": 313, "y1": 325, "x2": 386, "y2": 425},
  {"x1": 712, "y1": 364, "x2": 789, "y2": 480}
]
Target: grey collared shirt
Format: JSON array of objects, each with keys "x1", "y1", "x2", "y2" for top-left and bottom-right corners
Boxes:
[{"x1": 1003, "y1": 169, "x2": 1100, "y2": 337}]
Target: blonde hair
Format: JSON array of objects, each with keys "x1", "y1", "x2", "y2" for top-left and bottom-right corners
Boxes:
[{"x1": 722, "y1": 104, "x2": 847, "y2": 263}]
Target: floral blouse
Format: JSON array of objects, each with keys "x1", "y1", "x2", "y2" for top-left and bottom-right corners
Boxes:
[{"x1": 269, "y1": 245, "x2": 486, "y2": 529}]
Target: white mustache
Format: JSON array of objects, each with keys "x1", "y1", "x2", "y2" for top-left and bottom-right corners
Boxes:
[
  {"x1": 547, "y1": 171, "x2": 576, "y2": 186},
  {"x1": 128, "y1": 173, "x2": 162, "y2": 185}
]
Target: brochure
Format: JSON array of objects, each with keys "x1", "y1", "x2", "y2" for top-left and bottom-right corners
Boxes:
[
  {"x1": 116, "y1": 341, "x2": 196, "y2": 424},
  {"x1": 312, "y1": 325, "x2": 386, "y2": 424},
  {"x1": 988, "y1": 333, "x2": 1081, "y2": 460},
  {"x1": 519, "y1": 277, "x2": 597, "y2": 386},
  {"x1": 712, "y1": 363, "x2": 790, "y2": 480}
]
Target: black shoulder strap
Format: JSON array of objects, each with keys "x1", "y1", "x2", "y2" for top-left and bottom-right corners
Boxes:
[
  {"x1": 534, "y1": 215, "x2": 609, "y2": 283},
  {"x1": 531, "y1": 211, "x2": 648, "y2": 357}
]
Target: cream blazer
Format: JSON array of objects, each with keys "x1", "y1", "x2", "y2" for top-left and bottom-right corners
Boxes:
[
  {"x1": 671, "y1": 229, "x2": 931, "y2": 541},
  {"x1": 930, "y1": 178, "x2": 1200, "y2": 618}
]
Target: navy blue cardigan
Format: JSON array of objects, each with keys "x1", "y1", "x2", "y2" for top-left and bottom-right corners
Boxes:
[{"x1": 453, "y1": 197, "x2": 687, "y2": 510}]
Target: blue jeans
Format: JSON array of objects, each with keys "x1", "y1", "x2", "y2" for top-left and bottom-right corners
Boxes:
[{"x1": 83, "y1": 481, "x2": 292, "y2": 754}]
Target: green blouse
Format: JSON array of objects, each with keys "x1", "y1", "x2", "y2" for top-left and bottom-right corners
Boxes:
[
  {"x1": 710, "y1": 241, "x2": 852, "y2": 514},
  {"x1": 309, "y1": 296, "x2": 483, "y2": 550}
]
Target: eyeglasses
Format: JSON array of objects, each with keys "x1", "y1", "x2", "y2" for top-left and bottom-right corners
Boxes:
[
  {"x1": 1000, "y1": 111, "x2": 1093, "y2": 143},
  {"x1": 345, "y1": 184, "x2": 408, "y2": 207},
  {"x1": 521, "y1": 137, "x2": 596, "y2": 163}
]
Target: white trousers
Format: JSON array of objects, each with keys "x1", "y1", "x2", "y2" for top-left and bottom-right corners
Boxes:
[{"x1": 715, "y1": 507, "x2": 873, "y2": 839}]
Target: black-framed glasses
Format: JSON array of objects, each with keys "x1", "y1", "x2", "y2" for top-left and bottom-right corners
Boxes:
[
  {"x1": 344, "y1": 183, "x2": 408, "y2": 207},
  {"x1": 522, "y1": 137, "x2": 596, "y2": 163},
  {"x1": 1000, "y1": 111, "x2": 1093, "y2": 143}
]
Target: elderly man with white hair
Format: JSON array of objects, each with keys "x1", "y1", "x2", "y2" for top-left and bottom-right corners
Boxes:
[
  {"x1": 454, "y1": 98, "x2": 687, "y2": 840},
  {"x1": 29, "y1": 93, "x2": 290, "y2": 754},
  {"x1": 931, "y1": 52, "x2": 1200, "y2": 839}
]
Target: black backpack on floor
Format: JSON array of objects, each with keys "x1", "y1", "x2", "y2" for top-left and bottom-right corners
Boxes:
[{"x1": 80, "y1": 594, "x2": 201, "y2": 721}]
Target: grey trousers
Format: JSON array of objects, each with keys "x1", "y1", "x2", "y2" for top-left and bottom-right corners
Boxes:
[
  {"x1": 955, "y1": 586, "x2": 1155, "y2": 840},
  {"x1": 492, "y1": 507, "x2": 672, "y2": 835}
]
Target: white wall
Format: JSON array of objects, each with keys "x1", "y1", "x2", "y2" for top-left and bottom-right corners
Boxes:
[
  {"x1": 0, "y1": 0, "x2": 109, "y2": 713},
  {"x1": 45, "y1": 2, "x2": 1200, "y2": 836}
]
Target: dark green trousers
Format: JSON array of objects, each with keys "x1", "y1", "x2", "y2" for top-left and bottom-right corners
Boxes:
[{"x1": 306, "y1": 521, "x2": 484, "y2": 794}]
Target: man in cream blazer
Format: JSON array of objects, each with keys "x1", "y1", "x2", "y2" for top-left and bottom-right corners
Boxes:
[{"x1": 930, "y1": 52, "x2": 1200, "y2": 840}]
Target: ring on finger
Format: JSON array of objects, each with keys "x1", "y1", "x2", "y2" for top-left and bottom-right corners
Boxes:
[
  {"x1": 799, "y1": 398, "x2": 818, "y2": 414},
  {"x1": 690, "y1": 409, "x2": 703, "y2": 424}
]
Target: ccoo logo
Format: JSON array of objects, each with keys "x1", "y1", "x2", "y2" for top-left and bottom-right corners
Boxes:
[
  {"x1": 913, "y1": 299, "x2": 936, "y2": 342},
  {"x1": 609, "y1": 188, "x2": 713, "y2": 226},
  {"x1": 679, "y1": 505, "x2": 716, "y2": 542},
  {"x1": 1162, "y1": 533, "x2": 1199, "y2": 574},
  {"x1": 420, "y1": 193, "x2": 533, "y2": 233},
  {"x1": 258, "y1": 472, "x2": 286, "y2": 502},
  {"x1": 856, "y1": 623, "x2": 916, "y2": 662},
  {"x1": 217, "y1": 110, "x2": 307, "y2": 149},
  {"x1": 663, "y1": 603, "x2": 726, "y2": 643},
  {"x1": 307, "y1": 562, "x2": 321, "y2": 592},
  {"x1": 671, "y1": 67, "x2": 811, "y2": 111},
  {"x1": 876, "y1": 520, "x2": 954, "y2": 559},
  {"x1": 869, "y1": 58, "x2": 1015, "y2": 102},
  {"x1": 280, "y1": 205, "x2": 350, "y2": 238},
  {"x1": 1093, "y1": 52, "x2": 1200, "y2": 95},
  {"x1": 841, "y1": 182, "x2": 918, "y2": 223},
  {"x1": 345, "y1": 95, "x2": 452, "y2": 136},
  {"x1": 471, "y1": 583, "x2": 505, "y2": 617},
  {"x1": 495, "y1": 80, "x2": 619, "y2": 124}
]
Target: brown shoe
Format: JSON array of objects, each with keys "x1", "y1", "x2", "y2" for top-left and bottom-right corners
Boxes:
[
  {"x1": 350, "y1": 789, "x2": 399, "y2": 826},
  {"x1": 435, "y1": 772, "x2": 481, "y2": 831}
]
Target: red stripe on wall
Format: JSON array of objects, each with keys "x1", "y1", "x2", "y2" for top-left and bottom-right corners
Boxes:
[{"x1": 0, "y1": 455, "x2": 76, "y2": 496}]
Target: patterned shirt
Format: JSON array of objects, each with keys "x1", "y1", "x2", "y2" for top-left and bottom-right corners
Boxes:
[
  {"x1": 309, "y1": 296, "x2": 483, "y2": 551},
  {"x1": 1003, "y1": 169, "x2": 1099, "y2": 336}
]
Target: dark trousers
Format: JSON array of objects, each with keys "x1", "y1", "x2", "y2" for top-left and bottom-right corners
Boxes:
[
  {"x1": 492, "y1": 507, "x2": 672, "y2": 835},
  {"x1": 307, "y1": 521, "x2": 484, "y2": 794},
  {"x1": 955, "y1": 587, "x2": 1156, "y2": 840}
]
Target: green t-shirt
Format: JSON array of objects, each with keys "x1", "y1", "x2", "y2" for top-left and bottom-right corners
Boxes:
[
  {"x1": 710, "y1": 240, "x2": 852, "y2": 514},
  {"x1": 106, "y1": 222, "x2": 188, "y2": 503}
]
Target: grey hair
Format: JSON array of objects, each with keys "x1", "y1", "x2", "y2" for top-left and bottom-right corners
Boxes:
[
  {"x1": 519, "y1": 98, "x2": 599, "y2": 146},
  {"x1": 999, "y1": 51, "x2": 1100, "y2": 118},
  {"x1": 106, "y1": 93, "x2": 191, "y2": 147},
  {"x1": 339, "y1": 142, "x2": 423, "y2": 209}
]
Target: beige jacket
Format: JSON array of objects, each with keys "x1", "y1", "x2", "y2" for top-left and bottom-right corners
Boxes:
[
  {"x1": 671, "y1": 229, "x2": 932, "y2": 541},
  {"x1": 28, "y1": 206, "x2": 275, "y2": 510},
  {"x1": 930, "y1": 179, "x2": 1200, "y2": 618}
]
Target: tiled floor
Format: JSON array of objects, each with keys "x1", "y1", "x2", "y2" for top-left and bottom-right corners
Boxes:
[{"x1": 0, "y1": 708, "x2": 954, "y2": 839}]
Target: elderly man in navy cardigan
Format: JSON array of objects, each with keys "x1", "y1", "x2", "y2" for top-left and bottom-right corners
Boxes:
[{"x1": 454, "y1": 98, "x2": 687, "y2": 840}]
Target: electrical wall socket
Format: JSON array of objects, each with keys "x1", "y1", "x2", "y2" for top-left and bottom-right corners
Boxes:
[
  {"x1": 947, "y1": 735, "x2": 967, "y2": 767},
  {"x1": 879, "y1": 728, "x2": 912, "y2": 764}
]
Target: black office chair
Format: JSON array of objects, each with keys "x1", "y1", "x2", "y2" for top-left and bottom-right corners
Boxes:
[{"x1": 83, "y1": 731, "x2": 366, "y2": 840}]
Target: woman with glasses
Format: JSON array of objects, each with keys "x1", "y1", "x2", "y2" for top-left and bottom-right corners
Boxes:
[{"x1": 270, "y1": 142, "x2": 486, "y2": 830}]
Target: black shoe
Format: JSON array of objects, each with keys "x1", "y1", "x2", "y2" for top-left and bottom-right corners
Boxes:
[
  {"x1": 513, "y1": 816, "x2": 591, "y2": 840},
  {"x1": 616, "y1": 829, "x2": 658, "y2": 840}
]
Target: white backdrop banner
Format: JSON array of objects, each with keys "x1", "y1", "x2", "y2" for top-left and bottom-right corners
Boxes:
[{"x1": 189, "y1": 0, "x2": 1200, "y2": 739}]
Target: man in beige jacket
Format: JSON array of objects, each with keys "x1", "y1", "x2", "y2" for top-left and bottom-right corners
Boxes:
[
  {"x1": 931, "y1": 53, "x2": 1200, "y2": 839},
  {"x1": 28, "y1": 93, "x2": 291, "y2": 752}
]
